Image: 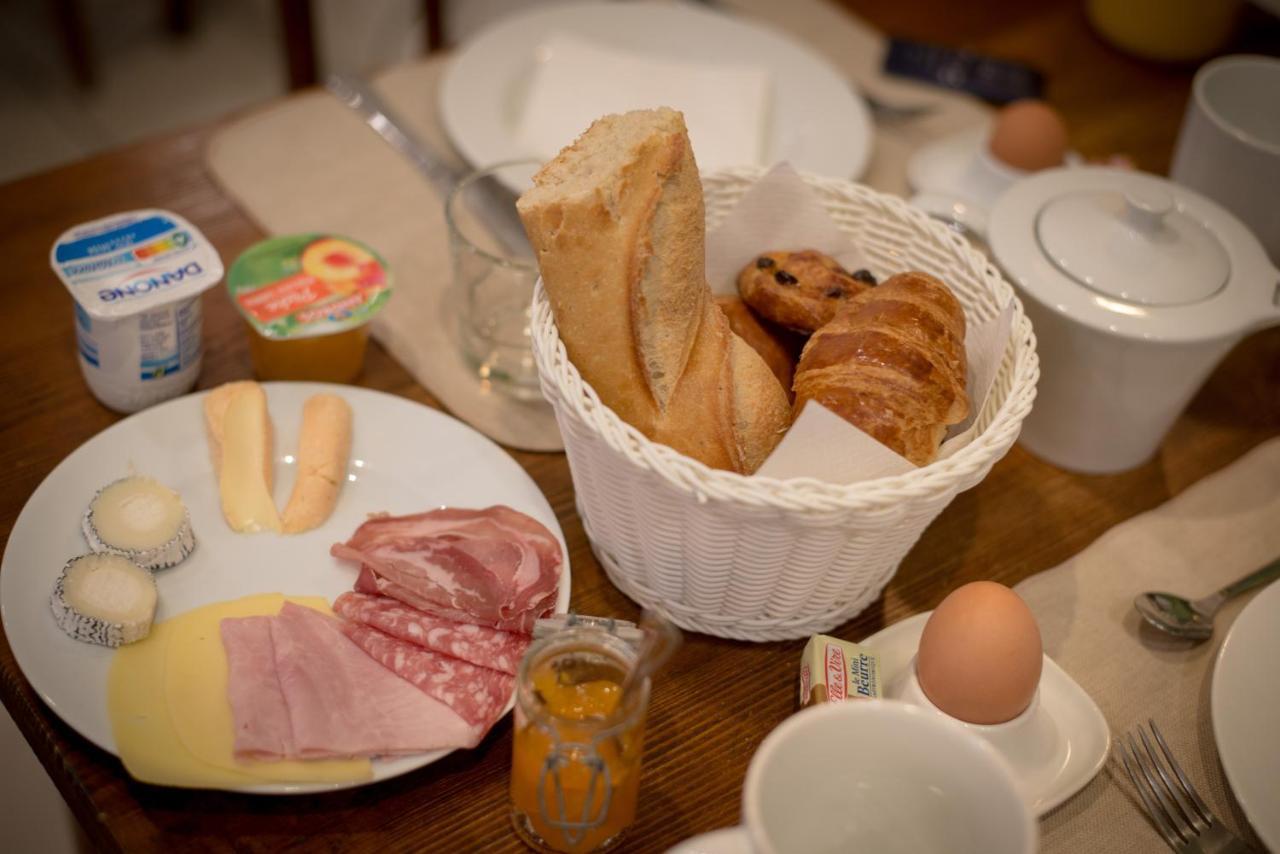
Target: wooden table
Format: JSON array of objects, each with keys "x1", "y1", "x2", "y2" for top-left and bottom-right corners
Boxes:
[{"x1": 2, "y1": 1, "x2": 1277, "y2": 851}]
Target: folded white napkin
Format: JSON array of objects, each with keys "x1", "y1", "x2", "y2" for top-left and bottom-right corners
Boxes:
[{"x1": 516, "y1": 31, "x2": 770, "y2": 173}]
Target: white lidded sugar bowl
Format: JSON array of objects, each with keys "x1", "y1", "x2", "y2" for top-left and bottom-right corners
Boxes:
[{"x1": 989, "y1": 166, "x2": 1280, "y2": 474}]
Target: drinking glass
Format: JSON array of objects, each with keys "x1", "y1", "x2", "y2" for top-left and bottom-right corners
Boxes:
[{"x1": 446, "y1": 159, "x2": 542, "y2": 398}]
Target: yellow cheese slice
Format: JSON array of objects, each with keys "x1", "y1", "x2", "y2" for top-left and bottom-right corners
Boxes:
[
  {"x1": 109, "y1": 616, "x2": 259, "y2": 787},
  {"x1": 219, "y1": 387, "x2": 282, "y2": 533},
  {"x1": 108, "y1": 594, "x2": 371, "y2": 788}
]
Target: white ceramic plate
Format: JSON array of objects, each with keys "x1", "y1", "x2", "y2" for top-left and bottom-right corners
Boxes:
[
  {"x1": 862, "y1": 613, "x2": 1110, "y2": 816},
  {"x1": 0, "y1": 382, "x2": 570, "y2": 793},
  {"x1": 439, "y1": 1, "x2": 871, "y2": 184},
  {"x1": 1211, "y1": 580, "x2": 1280, "y2": 851}
]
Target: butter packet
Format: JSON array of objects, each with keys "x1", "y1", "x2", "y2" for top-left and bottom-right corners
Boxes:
[{"x1": 799, "y1": 634, "x2": 882, "y2": 707}]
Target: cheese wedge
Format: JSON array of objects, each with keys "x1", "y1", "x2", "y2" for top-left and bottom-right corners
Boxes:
[
  {"x1": 281, "y1": 394, "x2": 353, "y2": 533},
  {"x1": 204, "y1": 381, "x2": 273, "y2": 489},
  {"x1": 216, "y1": 384, "x2": 282, "y2": 533}
]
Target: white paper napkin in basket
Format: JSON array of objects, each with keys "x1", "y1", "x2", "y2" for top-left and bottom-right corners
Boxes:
[{"x1": 708, "y1": 164, "x2": 1013, "y2": 484}]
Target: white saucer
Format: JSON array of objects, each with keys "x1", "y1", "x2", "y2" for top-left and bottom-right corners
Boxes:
[
  {"x1": 862, "y1": 612, "x2": 1110, "y2": 816},
  {"x1": 666, "y1": 826, "x2": 750, "y2": 854}
]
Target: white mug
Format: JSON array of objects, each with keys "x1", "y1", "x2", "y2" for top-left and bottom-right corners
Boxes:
[
  {"x1": 740, "y1": 701, "x2": 1035, "y2": 854},
  {"x1": 1171, "y1": 55, "x2": 1280, "y2": 264}
]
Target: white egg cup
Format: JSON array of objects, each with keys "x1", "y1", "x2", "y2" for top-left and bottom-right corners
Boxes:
[
  {"x1": 891, "y1": 655, "x2": 1060, "y2": 781},
  {"x1": 863, "y1": 612, "x2": 1110, "y2": 816},
  {"x1": 907, "y1": 126, "x2": 1082, "y2": 242}
]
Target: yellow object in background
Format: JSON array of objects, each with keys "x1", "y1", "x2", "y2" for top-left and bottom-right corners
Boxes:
[
  {"x1": 108, "y1": 594, "x2": 372, "y2": 789},
  {"x1": 1087, "y1": 0, "x2": 1242, "y2": 62}
]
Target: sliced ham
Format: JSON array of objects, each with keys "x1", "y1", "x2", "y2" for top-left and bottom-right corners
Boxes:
[
  {"x1": 340, "y1": 622, "x2": 514, "y2": 734},
  {"x1": 221, "y1": 616, "x2": 294, "y2": 761},
  {"x1": 331, "y1": 505, "x2": 562, "y2": 633},
  {"x1": 222, "y1": 602, "x2": 479, "y2": 761},
  {"x1": 333, "y1": 591, "x2": 529, "y2": 675}
]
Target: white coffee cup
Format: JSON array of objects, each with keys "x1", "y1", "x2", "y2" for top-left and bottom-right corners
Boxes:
[
  {"x1": 740, "y1": 701, "x2": 1035, "y2": 854},
  {"x1": 1171, "y1": 55, "x2": 1280, "y2": 264}
]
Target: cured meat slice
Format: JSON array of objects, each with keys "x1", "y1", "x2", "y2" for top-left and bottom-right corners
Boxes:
[
  {"x1": 333, "y1": 591, "x2": 529, "y2": 675},
  {"x1": 220, "y1": 615, "x2": 294, "y2": 760},
  {"x1": 341, "y1": 622, "x2": 514, "y2": 735},
  {"x1": 331, "y1": 506, "x2": 562, "y2": 633},
  {"x1": 222, "y1": 603, "x2": 478, "y2": 760}
]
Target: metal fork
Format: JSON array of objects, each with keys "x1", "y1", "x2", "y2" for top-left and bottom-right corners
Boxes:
[{"x1": 1117, "y1": 720, "x2": 1253, "y2": 853}]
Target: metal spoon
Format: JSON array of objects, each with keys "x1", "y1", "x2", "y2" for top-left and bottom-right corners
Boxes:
[{"x1": 1134, "y1": 556, "x2": 1280, "y2": 641}]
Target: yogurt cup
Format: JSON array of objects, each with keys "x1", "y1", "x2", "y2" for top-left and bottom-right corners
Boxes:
[
  {"x1": 226, "y1": 234, "x2": 392, "y2": 383},
  {"x1": 50, "y1": 210, "x2": 224, "y2": 413}
]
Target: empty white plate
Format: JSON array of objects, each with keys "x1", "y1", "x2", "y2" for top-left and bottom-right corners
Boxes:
[{"x1": 440, "y1": 1, "x2": 872, "y2": 183}]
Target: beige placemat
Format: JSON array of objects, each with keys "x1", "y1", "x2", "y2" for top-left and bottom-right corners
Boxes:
[
  {"x1": 205, "y1": 65, "x2": 562, "y2": 452},
  {"x1": 204, "y1": 0, "x2": 989, "y2": 452},
  {"x1": 1015, "y1": 437, "x2": 1280, "y2": 852}
]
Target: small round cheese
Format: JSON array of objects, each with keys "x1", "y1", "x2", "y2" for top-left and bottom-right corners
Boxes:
[
  {"x1": 51, "y1": 553, "x2": 158, "y2": 647},
  {"x1": 84, "y1": 476, "x2": 195, "y2": 570}
]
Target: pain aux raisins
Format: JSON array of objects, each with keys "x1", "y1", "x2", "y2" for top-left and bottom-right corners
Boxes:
[{"x1": 774, "y1": 270, "x2": 798, "y2": 285}]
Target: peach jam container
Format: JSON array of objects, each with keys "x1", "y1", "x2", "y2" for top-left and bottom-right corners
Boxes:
[
  {"x1": 227, "y1": 234, "x2": 392, "y2": 383},
  {"x1": 50, "y1": 209, "x2": 224, "y2": 413}
]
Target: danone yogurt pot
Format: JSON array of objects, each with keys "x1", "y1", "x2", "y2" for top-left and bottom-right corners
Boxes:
[
  {"x1": 227, "y1": 234, "x2": 392, "y2": 383},
  {"x1": 50, "y1": 209, "x2": 224, "y2": 413}
]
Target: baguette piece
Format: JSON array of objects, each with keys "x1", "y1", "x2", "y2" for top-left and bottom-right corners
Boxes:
[
  {"x1": 793, "y1": 271, "x2": 968, "y2": 466},
  {"x1": 517, "y1": 108, "x2": 789, "y2": 473},
  {"x1": 281, "y1": 393, "x2": 353, "y2": 533}
]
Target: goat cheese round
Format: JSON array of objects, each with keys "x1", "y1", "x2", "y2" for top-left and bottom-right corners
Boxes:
[
  {"x1": 51, "y1": 553, "x2": 158, "y2": 647},
  {"x1": 83, "y1": 476, "x2": 195, "y2": 570}
]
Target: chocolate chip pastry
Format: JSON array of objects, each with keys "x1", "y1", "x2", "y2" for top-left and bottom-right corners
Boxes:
[{"x1": 737, "y1": 249, "x2": 877, "y2": 334}]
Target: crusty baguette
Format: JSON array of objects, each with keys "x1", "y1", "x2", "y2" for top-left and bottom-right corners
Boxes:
[
  {"x1": 517, "y1": 108, "x2": 789, "y2": 473},
  {"x1": 203, "y1": 381, "x2": 273, "y2": 490},
  {"x1": 793, "y1": 271, "x2": 968, "y2": 466},
  {"x1": 281, "y1": 393, "x2": 353, "y2": 533}
]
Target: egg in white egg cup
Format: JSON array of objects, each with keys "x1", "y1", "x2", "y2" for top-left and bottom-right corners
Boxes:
[
  {"x1": 863, "y1": 613, "x2": 1111, "y2": 817},
  {"x1": 892, "y1": 654, "x2": 1061, "y2": 781}
]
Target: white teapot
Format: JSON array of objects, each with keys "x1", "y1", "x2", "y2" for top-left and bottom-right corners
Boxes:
[{"x1": 989, "y1": 167, "x2": 1280, "y2": 473}]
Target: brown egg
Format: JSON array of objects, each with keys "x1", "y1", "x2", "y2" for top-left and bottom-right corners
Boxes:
[
  {"x1": 916, "y1": 581, "x2": 1043, "y2": 725},
  {"x1": 988, "y1": 99, "x2": 1069, "y2": 172}
]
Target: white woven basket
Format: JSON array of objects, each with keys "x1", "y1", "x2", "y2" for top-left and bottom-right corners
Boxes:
[{"x1": 531, "y1": 167, "x2": 1039, "y2": 641}]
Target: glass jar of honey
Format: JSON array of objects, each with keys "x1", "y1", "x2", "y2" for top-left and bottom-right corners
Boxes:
[
  {"x1": 227, "y1": 234, "x2": 392, "y2": 383},
  {"x1": 511, "y1": 627, "x2": 648, "y2": 853}
]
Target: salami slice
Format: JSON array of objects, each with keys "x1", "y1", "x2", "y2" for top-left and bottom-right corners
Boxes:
[
  {"x1": 333, "y1": 591, "x2": 529, "y2": 675},
  {"x1": 341, "y1": 622, "x2": 514, "y2": 734}
]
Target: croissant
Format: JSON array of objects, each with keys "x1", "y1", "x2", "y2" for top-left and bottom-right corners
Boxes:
[{"x1": 793, "y1": 271, "x2": 969, "y2": 466}]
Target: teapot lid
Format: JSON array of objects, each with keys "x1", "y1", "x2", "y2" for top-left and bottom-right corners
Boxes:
[
  {"x1": 989, "y1": 167, "x2": 1279, "y2": 343},
  {"x1": 1035, "y1": 186, "x2": 1229, "y2": 306}
]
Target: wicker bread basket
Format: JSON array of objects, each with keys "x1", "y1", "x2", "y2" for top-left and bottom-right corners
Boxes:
[{"x1": 531, "y1": 167, "x2": 1039, "y2": 641}]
